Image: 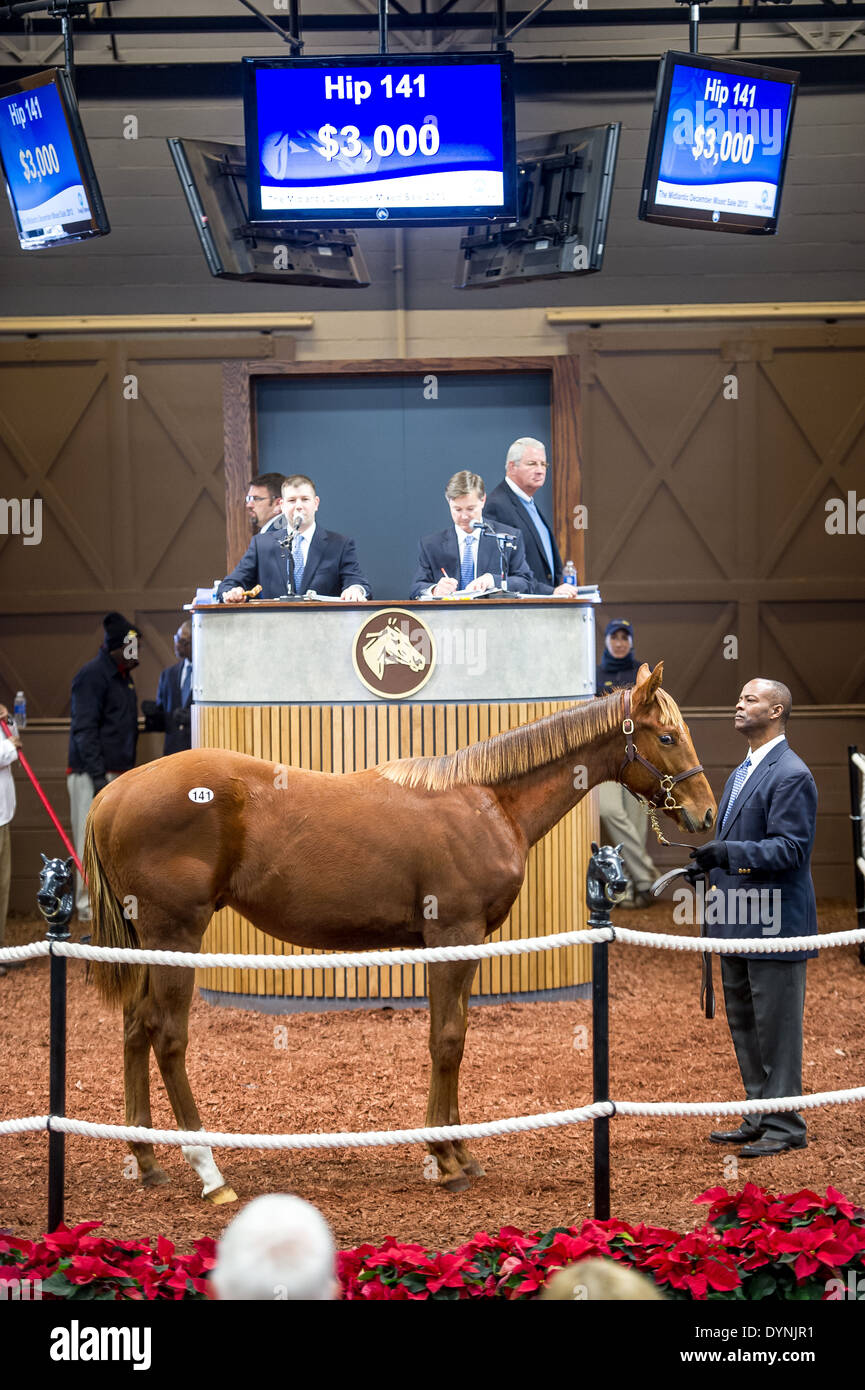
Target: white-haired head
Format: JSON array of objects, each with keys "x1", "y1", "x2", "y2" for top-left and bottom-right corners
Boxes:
[
  {"x1": 506, "y1": 437, "x2": 546, "y2": 469},
  {"x1": 210, "y1": 1194, "x2": 338, "y2": 1301}
]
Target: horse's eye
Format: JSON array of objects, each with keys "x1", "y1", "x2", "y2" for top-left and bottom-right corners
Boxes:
[{"x1": 659, "y1": 734, "x2": 675, "y2": 745}]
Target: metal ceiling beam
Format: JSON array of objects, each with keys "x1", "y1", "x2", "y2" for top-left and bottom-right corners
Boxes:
[{"x1": 2, "y1": 6, "x2": 865, "y2": 33}]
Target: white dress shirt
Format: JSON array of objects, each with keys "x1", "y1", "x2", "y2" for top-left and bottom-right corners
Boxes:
[
  {"x1": 0, "y1": 730, "x2": 18, "y2": 827},
  {"x1": 740, "y1": 734, "x2": 786, "y2": 789},
  {"x1": 258, "y1": 514, "x2": 282, "y2": 534}
]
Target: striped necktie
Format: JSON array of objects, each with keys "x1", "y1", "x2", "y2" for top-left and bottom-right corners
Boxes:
[
  {"x1": 291, "y1": 532, "x2": 305, "y2": 593},
  {"x1": 460, "y1": 534, "x2": 475, "y2": 589},
  {"x1": 721, "y1": 756, "x2": 752, "y2": 833}
]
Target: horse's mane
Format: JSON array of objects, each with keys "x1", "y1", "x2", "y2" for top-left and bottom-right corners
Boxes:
[{"x1": 379, "y1": 685, "x2": 684, "y2": 791}]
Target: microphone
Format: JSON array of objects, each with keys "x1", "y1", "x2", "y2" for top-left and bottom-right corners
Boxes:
[
  {"x1": 472, "y1": 519, "x2": 516, "y2": 547},
  {"x1": 277, "y1": 509, "x2": 305, "y2": 550}
]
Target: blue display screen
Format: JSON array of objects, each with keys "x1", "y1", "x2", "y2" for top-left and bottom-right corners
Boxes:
[
  {"x1": 653, "y1": 60, "x2": 795, "y2": 221},
  {"x1": 0, "y1": 74, "x2": 99, "y2": 248},
  {"x1": 246, "y1": 59, "x2": 512, "y2": 220}
]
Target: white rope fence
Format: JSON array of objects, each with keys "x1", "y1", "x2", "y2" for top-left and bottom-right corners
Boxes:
[
  {"x1": 3, "y1": 923, "x2": 864, "y2": 1159},
  {"x1": 2, "y1": 923, "x2": 865, "y2": 970},
  {"x1": 3, "y1": 1086, "x2": 865, "y2": 1149}
]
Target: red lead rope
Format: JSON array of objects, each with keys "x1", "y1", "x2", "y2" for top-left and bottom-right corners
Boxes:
[{"x1": 0, "y1": 716, "x2": 85, "y2": 878}]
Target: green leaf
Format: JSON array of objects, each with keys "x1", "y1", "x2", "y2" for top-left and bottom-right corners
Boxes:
[{"x1": 40, "y1": 1272, "x2": 74, "y2": 1296}]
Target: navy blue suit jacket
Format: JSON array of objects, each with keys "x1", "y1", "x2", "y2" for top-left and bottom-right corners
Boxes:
[
  {"x1": 709, "y1": 739, "x2": 818, "y2": 962},
  {"x1": 217, "y1": 522, "x2": 371, "y2": 601},
  {"x1": 410, "y1": 524, "x2": 534, "y2": 599},
  {"x1": 153, "y1": 660, "x2": 192, "y2": 756},
  {"x1": 482, "y1": 479, "x2": 564, "y2": 593}
]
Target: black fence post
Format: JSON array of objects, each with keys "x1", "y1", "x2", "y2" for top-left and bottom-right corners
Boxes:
[
  {"x1": 591, "y1": 935, "x2": 611, "y2": 1220},
  {"x1": 47, "y1": 931, "x2": 69, "y2": 1232},
  {"x1": 586, "y1": 842, "x2": 626, "y2": 1222}
]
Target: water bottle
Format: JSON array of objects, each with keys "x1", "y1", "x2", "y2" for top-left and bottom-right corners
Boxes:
[
  {"x1": 562, "y1": 561, "x2": 578, "y2": 587},
  {"x1": 13, "y1": 690, "x2": 26, "y2": 729}
]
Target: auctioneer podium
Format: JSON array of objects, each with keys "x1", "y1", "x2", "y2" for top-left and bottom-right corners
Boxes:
[{"x1": 191, "y1": 597, "x2": 599, "y2": 1012}]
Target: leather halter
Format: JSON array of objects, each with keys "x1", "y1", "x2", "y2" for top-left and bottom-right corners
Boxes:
[{"x1": 619, "y1": 686, "x2": 704, "y2": 811}]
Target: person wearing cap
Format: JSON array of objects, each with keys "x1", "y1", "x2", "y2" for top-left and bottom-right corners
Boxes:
[
  {"x1": 66, "y1": 612, "x2": 141, "y2": 921},
  {"x1": 596, "y1": 618, "x2": 659, "y2": 908}
]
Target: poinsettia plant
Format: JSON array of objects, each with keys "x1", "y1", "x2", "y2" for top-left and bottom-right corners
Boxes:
[
  {"x1": 0, "y1": 1222, "x2": 216, "y2": 1301},
  {"x1": 2, "y1": 1185, "x2": 863, "y2": 1301}
]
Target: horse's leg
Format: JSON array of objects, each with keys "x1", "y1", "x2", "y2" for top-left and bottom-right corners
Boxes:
[
  {"x1": 425, "y1": 958, "x2": 480, "y2": 1193},
  {"x1": 449, "y1": 950, "x2": 485, "y2": 1180},
  {"x1": 145, "y1": 962, "x2": 237, "y2": 1205},
  {"x1": 123, "y1": 992, "x2": 169, "y2": 1188}
]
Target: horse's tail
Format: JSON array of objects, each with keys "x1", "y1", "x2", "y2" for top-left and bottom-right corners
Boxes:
[{"x1": 84, "y1": 811, "x2": 147, "y2": 1009}]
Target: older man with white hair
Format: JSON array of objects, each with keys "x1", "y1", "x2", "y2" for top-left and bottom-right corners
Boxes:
[
  {"x1": 483, "y1": 437, "x2": 578, "y2": 597},
  {"x1": 210, "y1": 1193, "x2": 338, "y2": 1301}
]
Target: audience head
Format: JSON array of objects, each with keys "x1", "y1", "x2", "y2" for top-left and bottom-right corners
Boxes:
[
  {"x1": 210, "y1": 1193, "x2": 338, "y2": 1301},
  {"x1": 445, "y1": 470, "x2": 486, "y2": 533},
  {"x1": 173, "y1": 620, "x2": 192, "y2": 663},
  {"x1": 539, "y1": 1257, "x2": 665, "y2": 1301},
  {"x1": 246, "y1": 473, "x2": 285, "y2": 531},
  {"x1": 281, "y1": 475, "x2": 320, "y2": 532},
  {"x1": 505, "y1": 437, "x2": 548, "y2": 496},
  {"x1": 101, "y1": 611, "x2": 141, "y2": 672},
  {"x1": 603, "y1": 617, "x2": 634, "y2": 660}
]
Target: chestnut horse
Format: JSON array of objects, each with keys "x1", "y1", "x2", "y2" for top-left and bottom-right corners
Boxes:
[{"x1": 85, "y1": 662, "x2": 715, "y2": 1201}]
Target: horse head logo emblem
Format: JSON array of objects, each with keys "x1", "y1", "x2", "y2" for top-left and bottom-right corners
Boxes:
[{"x1": 353, "y1": 610, "x2": 436, "y2": 699}]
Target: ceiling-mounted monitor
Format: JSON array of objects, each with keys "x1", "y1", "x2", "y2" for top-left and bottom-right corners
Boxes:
[
  {"x1": 243, "y1": 52, "x2": 517, "y2": 227},
  {"x1": 639, "y1": 51, "x2": 798, "y2": 235},
  {"x1": 456, "y1": 123, "x2": 620, "y2": 288},
  {"x1": 168, "y1": 136, "x2": 370, "y2": 288},
  {"x1": 0, "y1": 66, "x2": 109, "y2": 250}
]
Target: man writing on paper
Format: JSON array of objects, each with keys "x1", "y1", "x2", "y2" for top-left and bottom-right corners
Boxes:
[{"x1": 410, "y1": 470, "x2": 534, "y2": 599}]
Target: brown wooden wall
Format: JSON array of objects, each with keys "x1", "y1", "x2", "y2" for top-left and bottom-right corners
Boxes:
[{"x1": 1, "y1": 322, "x2": 863, "y2": 911}]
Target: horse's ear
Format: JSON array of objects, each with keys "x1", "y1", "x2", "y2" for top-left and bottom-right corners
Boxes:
[
  {"x1": 614, "y1": 843, "x2": 624, "y2": 854},
  {"x1": 591, "y1": 841, "x2": 599, "y2": 854},
  {"x1": 63, "y1": 857, "x2": 74, "y2": 873},
  {"x1": 634, "y1": 661, "x2": 664, "y2": 707},
  {"x1": 40, "y1": 852, "x2": 49, "y2": 866}
]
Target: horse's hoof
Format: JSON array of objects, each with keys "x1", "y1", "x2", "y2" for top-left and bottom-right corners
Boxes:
[
  {"x1": 140, "y1": 1167, "x2": 170, "y2": 1188},
  {"x1": 461, "y1": 1158, "x2": 486, "y2": 1178},
  {"x1": 205, "y1": 1184, "x2": 238, "y2": 1205},
  {"x1": 439, "y1": 1173, "x2": 472, "y2": 1195}
]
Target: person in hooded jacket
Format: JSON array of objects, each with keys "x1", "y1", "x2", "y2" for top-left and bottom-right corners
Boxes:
[
  {"x1": 67, "y1": 611, "x2": 141, "y2": 920},
  {"x1": 596, "y1": 618, "x2": 659, "y2": 908}
]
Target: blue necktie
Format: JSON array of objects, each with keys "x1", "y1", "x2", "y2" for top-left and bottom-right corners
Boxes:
[
  {"x1": 460, "y1": 534, "x2": 475, "y2": 589},
  {"x1": 521, "y1": 496, "x2": 555, "y2": 579},
  {"x1": 721, "y1": 756, "x2": 752, "y2": 833},
  {"x1": 180, "y1": 660, "x2": 191, "y2": 706},
  {"x1": 291, "y1": 533, "x2": 305, "y2": 594}
]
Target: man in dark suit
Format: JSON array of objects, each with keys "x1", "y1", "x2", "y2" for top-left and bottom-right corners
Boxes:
[
  {"x1": 482, "y1": 437, "x2": 577, "y2": 597},
  {"x1": 218, "y1": 474, "x2": 370, "y2": 602},
  {"x1": 143, "y1": 619, "x2": 193, "y2": 756},
  {"x1": 410, "y1": 469, "x2": 535, "y2": 599},
  {"x1": 688, "y1": 678, "x2": 818, "y2": 1157}
]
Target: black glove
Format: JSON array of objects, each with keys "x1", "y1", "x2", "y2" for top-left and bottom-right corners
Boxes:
[
  {"x1": 91, "y1": 775, "x2": 107, "y2": 795},
  {"x1": 683, "y1": 863, "x2": 703, "y2": 885},
  {"x1": 689, "y1": 840, "x2": 729, "y2": 873}
]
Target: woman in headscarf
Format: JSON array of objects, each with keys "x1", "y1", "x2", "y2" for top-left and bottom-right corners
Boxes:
[{"x1": 596, "y1": 618, "x2": 659, "y2": 909}]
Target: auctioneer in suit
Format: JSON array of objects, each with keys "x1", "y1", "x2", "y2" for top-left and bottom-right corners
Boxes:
[
  {"x1": 409, "y1": 523, "x2": 535, "y2": 599},
  {"x1": 217, "y1": 520, "x2": 371, "y2": 601},
  {"x1": 482, "y1": 479, "x2": 564, "y2": 593}
]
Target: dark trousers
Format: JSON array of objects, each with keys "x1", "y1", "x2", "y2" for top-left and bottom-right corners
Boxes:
[{"x1": 720, "y1": 956, "x2": 808, "y2": 1143}]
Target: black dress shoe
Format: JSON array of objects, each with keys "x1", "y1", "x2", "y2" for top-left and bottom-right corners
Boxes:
[
  {"x1": 709, "y1": 1126, "x2": 764, "y2": 1144},
  {"x1": 739, "y1": 1136, "x2": 807, "y2": 1158}
]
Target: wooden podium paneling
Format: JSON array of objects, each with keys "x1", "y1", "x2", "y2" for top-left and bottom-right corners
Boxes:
[{"x1": 194, "y1": 700, "x2": 597, "y2": 1009}]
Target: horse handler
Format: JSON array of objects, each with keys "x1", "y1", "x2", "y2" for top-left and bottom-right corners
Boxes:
[{"x1": 687, "y1": 677, "x2": 818, "y2": 1158}]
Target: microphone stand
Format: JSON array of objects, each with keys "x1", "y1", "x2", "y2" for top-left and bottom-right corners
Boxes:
[
  {"x1": 474, "y1": 521, "x2": 514, "y2": 592},
  {"x1": 277, "y1": 514, "x2": 303, "y2": 599}
]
